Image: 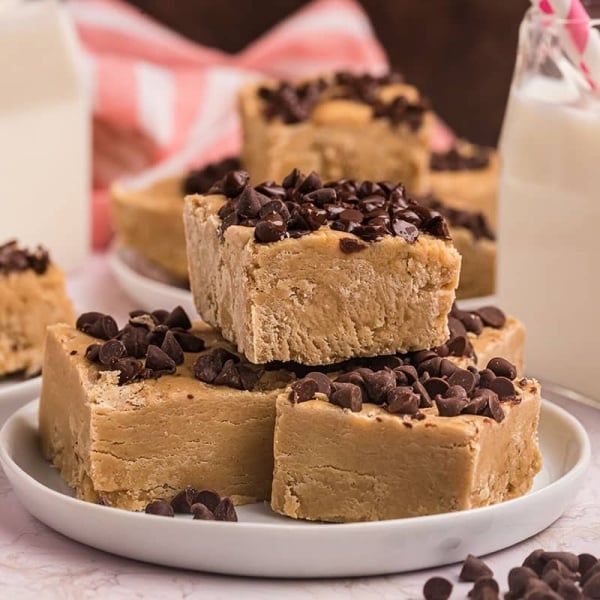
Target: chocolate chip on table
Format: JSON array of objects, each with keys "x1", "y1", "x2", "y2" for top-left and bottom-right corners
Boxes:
[
  {"x1": 423, "y1": 576, "x2": 453, "y2": 600},
  {"x1": 460, "y1": 554, "x2": 494, "y2": 581},
  {"x1": 76, "y1": 312, "x2": 119, "y2": 340},
  {"x1": 144, "y1": 500, "x2": 174, "y2": 517},
  {"x1": 213, "y1": 497, "x2": 238, "y2": 522},
  {"x1": 578, "y1": 553, "x2": 598, "y2": 576},
  {"x1": 171, "y1": 486, "x2": 198, "y2": 513},
  {"x1": 469, "y1": 577, "x2": 500, "y2": 600},
  {"x1": 583, "y1": 573, "x2": 600, "y2": 598},
  {"x1": 193, "y1": 489, "x2": 221, "y2": 512},
  {"x1": 339, "y1": 238, "x2": 368, "y2": 253},
  {"x1": 523, "y1": 549, "x2": 549, "y2": 576},
  {"x1": 557, "y1": 580, "x2": 583, "y2": 600},
  {"x1": 542, "y1": 552, "x2": 580, "y2": 574},
  {"x1": 145, "y1": 345, "x2": 177, "y2": 374},
  {"x1": 487, "y1": 357, "x2": 517, "y2": 380},
  {"x1": 508, "y1": 566, "x2": 539, "y2": 597},
  {"x1": 191, "y1": 502, "x2": 215, "y2": 521},
  {"x1": 475, "y1": 306, "x2": 506, "y2": 329},
  {"x1": 386, "y1": 386, "x2": 419, "y2": 414},
  {"x1": 330, "y1": 382, "x2": 363, "y2": 412},
  {"x1": 289, "y1": 378, "x2": 319, "y2": 403},
  {"x1": 582, "y1": 563, "x2": 600, "y2": 586}
]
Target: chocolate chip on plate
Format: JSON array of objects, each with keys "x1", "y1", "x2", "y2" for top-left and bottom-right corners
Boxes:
[
  {"x1": 213, "y1": 497, "x2": 238, "y2": 522},
  {"x1": 193, "y1": 489, "x2": 221, "y2": 512},
  {"x1": 170, "y1": 486, "x2": 198, "y2": 513},
  {"x1": 144, "y1": 500, "x2": 174, "y2": 517},
  {"x1": 191, "y1": 502, "x2": 216, "y2": 521}
]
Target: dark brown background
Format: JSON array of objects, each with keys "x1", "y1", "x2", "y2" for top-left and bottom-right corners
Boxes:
[{"x1": 127, "y1": 0, "x2": 529, "y2": 146}]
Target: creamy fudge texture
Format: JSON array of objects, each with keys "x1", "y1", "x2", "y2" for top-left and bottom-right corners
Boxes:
[
  {"x1": 240, "y1": 72, "x2": 433, "y2": 195},
  {"x1": 39, "y1": 320, "x2": 292, "y2": 510},
  {"x1": 452, "y1": 227, "x2": 496, "y2": 299},
  {"x1": 471, "y1": 315, "x2": 525, "y2": 374},
  {"x1": 0, "y1": 242, "x2": 74, "y2": 377},
  {"x1": 430, "y1": 140, "x2": 499, "y2": 231},
  {"x1": 184, "y1": 178, "x2": 461, "y2": 365},
  {"x1": 272, "y1": 375, "x2": 542, "y2": 522}
]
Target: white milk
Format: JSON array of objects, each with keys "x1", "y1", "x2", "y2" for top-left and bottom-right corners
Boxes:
[
  {"x1": 498, "y1": 76, "x2": 600, "y2": 399},
  {"x1": 0, "y1": 0, "x2": 90, "y2": 271}
]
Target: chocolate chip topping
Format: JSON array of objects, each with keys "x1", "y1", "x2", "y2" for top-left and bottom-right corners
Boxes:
[
  {"x1": 213, "y1": 168, "x2": 451, "y2": 246},
  {"x1": 182, "y1": 157, "x2": 241, "y2": 195},
  {"x1": 330, "y1": 382, "x2": 363, "y2": 412},
  {"x1": 78, "y1": 306, "x2": 207, "y2": 385},
  {"x1": 0, "y1": 240, "x2": 50, "y2": 275},
  {"x1": 193, "y1": 348, "x2": 264, "y2": 391},
  {"x1": 257, "y1": 71, "x2": 427, "y2": 129},
  {"x1": 430, "y1": 144, "x2": 490, "y2": 171},
  {"x1": 423, "y1": 576, "x2": 453, "y2": 600},
  {"x1": 418, "y1": 195, "x2": 495, "y2": 240}
]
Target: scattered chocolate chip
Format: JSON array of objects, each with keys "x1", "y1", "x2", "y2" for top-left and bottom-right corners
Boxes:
[
  {"x1": 578, "y1": 553, "x2": 598, "y2": 576},
  {"x1": 447, "y1": 368, "x2": 476, "y2": 393},
  {"x1": 423, "y1": 576, "x2": 453, "y2": 600},
  {"x1": 98, "y1": 339, "x2": 127, "y2": 366},
  {"x1": 490, "y1": 376, "x2": 516, "y2": 400},
  {"x1": 582, "y1": 574, "x2": 600, "y2": 598},
  {"x1": 144, "y1": 500, "x2": 174, "y2": 517},
  {"x1": 435, "y1": 394, "x2": 468, "y2": 416},
  {"x1": 173, "y1": 331, "x2": 205, "y2": 353},
  {"x1": 76, "y1": 312, "x2": 119, "y2": 340},
  {"x1": 145, "y1": 345, "x2": 177, "y2": 374},
  {"x1": 469, "y1": 577, "x2": 500, "y2": 600},
  {"x1": 487, "y1": 357, "x2": 517, "y2": 380},
  {"x1": 303, "y1": 372, "x2": 332, "y2": 396},
  {"x1": 193, "y1": 489, "x2": 221, "y2": 512},
  {"x1": 476, "y1": 306, "x2": 506, "y2": 329},
  {"x1": 191, "y1": 502, "x2": 215, "y2": 520},
  {"x1": 460, "y1": 554, "x2": 494, "y2": 581},
  {"x1": 164, "y1": 306, "x2": 192, "y2": 330},
  {"x1": 290, "y1": 378, "x2": 319, "y2": 403},
  {"x1": 542, "y1": 552, "x2": 580, "y2": 573},
  {"x1": 213, "y1": 497, "x2": 238, "y2": 522},
  {"x1": 193, "y1": 348, "x2": 239, "y2": 384},
  {"x1": 385, "y1": 386, "x2": 419, "y2": 414},
  {"x1": 424, "y1": 377, "x2": 449, "y2": 397},
  {"x1": 160, "y1": 331, "x2": 184, "y2": 365},
  {"x1": 523, "y1": 549, "x2": 547, "y2": 576},
  {"x1": 508, "y1": 566, "x2": 539, "y2": 596},
  {"x1": 330, "y1": 382, "x2": 363, "y2": 412},
  {"x1": 113, "y1": 357, "x2": 144, "y2": 384},
  {"x1": 557, "y1": 580, "x2": 583, "y2": 600},
  {"x1": 582, "y1": 563, "x2": 600, "y2": 586},
  {"x1": 170, "y1": 486, "x2": 198, "y2": 513}
]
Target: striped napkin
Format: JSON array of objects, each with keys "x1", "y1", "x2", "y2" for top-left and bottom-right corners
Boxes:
[{"x1": 69, "y1": 0, "x2": 389, "y2": 246}]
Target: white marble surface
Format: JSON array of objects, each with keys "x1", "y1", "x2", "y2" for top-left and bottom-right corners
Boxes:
[{"x1": 0, "y1": 254, "x2": 599, "y2": 599}]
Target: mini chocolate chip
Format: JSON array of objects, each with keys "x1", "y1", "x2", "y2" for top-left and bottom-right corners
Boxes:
[
  {"x1": 85, "y1": 343, "x2": 102, "y2": 362},
  {"x1": 543, "y1": 559, "x2": 578, "y2": 581},
  {"x1": 339, "y1": 237, "x2": 368, "y2": 253},
  {"x1": 237, "y1": 186, "x2": 270, "y2": 218},
  {"x1": 386, "y1": 386, "x2": 419, "y2": 414},
  {"x1": 170, "y1": 486, "x2": 198, "y2": 513},
  {"x1": 290, "y1": 378, "x2": 319, "y2": 403},
  {"x1": 487, "y1": 357, "x2": 517, "y2": 379},
  {"x1": 484, "y1": 394, "x2": 505, "y2": 422},
  {"x1": 447, "y1": 368, "x2": 476, "y2": 393},
  {"x1": 255, "y1": 214, "x2": 287, "y2": 242},
  {"x1": 98, "y1": 339, "x2": 127, "y2": 366},
  {"x1": 424, "y1": 377, "x2": 449, "y2": 397},
  {"x1": 213, "y1": 359, "x2": 242, "y2": 389},
  {"x1": 460, "y1": 554, "x2": 494, "y2": 581},
  {"x1": 582, "y1": 574, "x2": 600, "y2": 598},
  {"x1": 151, "y1": 309, "x2": 170, "y2": 324},
  {"x1": 144, "y1": 500, "x2": 174, "y2": 517},
  {"x1": 173, "y1": 331, "x2": 205, "y2": 353},
  {"x1": 582, "y1": 563, "x2": 600, "y2": 586},
  {"x1": 462, "y1": 312, "x2": 485, "y2": 335},
  {"x1": 222, "y1": 170, "x2": 250, "y2": 197},
  {"x1": 119, "y1": 325, "x2": 150, "y2": 358},
  {"x1": 423, "y1": 576, "x2": 452, "y2": 600},
  {"x1": 412, "y1": 380, "x2": 432, "y2": 408},
  {"x1": 523, "y1": 549, "x2": 547, "y2": 576},
  {"x1": 164, "y1": 306, "x2": 192, "y2": 330},
  {"x1": 145, "y1": 345, "x2": 177, "y2": 374},
  {"x1": 542, "y1": 552, "x2": 580, "y2": 573},
  {"x1": 193, "y1": 489, "x2": 221, "y2": 512},
  {"x1": 490, "y1": 376, "x2": 516, "y2": 399},
  {"x1": 469, "y1": 577, "x2": 499, "y2": 600},
  {"x1": 447, "y1": 335, "x2": 470, "y2": 356},
  {"x1": 394, "y1": 365, "x2": 419, "y2": 383},
  {"x1": 391, "y1": 218, "x2": 419, "y2": 242},
  {"x1": 461, "y1": 395, "x2": 489, "y2": 415},
  {"x1": 475, "y1": 306, "x2": 506, "y2": 329},
  {"x1": 330, "y1": 382, "x2": 363, "y2": 412},
  {"x1": 478, "y1": 368, "x2": 496, "y2": 389},
  {"x1": 193, "y1": 348, "x2": 239, "y2": 383},
  {"x1": 440, "y1": 359, "x2": 459, "y2": 377},
  {"x1": 191, "y1": 502, "x2": 216, "y2": 520},
  {"x1": 297, "y1": 171, "x2": 322, "y2": 193},
  {"x1": 448, "y1": 315, "x2": 468, "y2": 339},
  {"x1": 236, "y1": 363, "x2": 264, "y2": 391},
  {"x1": 113, "y1": 357, "x2": 144, "y2": 384},
  {"x1": 435, "y1": 394, "x2": 468, "y2": 416},
  {"x1": 305, "y1": 188, "x2": 336, "y2": 205},
  {"x1": 508, "y1": 566, "x2": 538, "y2": 596},
  {"x1": 160, "y1": 331, "x2": 185, "y2": 365},
  {"x1": 443, "y1": 384, "x2": 468, "y2": 399},
  {"x1": 304, "y1": 372, "x2": 332, "y2": 396},
  {"x1": 362, "y1": 370, "x2": 396, "y2": 404},
  {"x1": 556, "y1": 580, "x2": 583, "y2": 600},
  {"x1": 76, "y1": 312, "x2": 119, "y2": 340},
  {"x1": 213, "y1": 497, "x2": 238, "y2": 522},
  {"x1": 579, "y1": 553, "x2": 598, "y2": 576},
  {"x1": 418, "y1": 356, "x2": 443, "y2": 377}
]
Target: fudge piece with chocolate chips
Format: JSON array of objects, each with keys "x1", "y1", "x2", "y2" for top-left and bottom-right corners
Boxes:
[
  {"x1": 110, "y1": 157, "x2": 240, "y2": 281},
  {"x1": 271, "y1": 359, "x2": 542, "y2": 522},
  {"x1": 430, "y1": 139, "x2": 499, "y2": 231},
  {"x1": 420, "y1": 196, "x2": 496, "y2": 299},
  {"x1": 39, "y1": 306, "x2": 293, "y2": 511},
  {"x1": 240, "y1": 72, "x2": 433, "y2": 195},
  {"x1": 184, "y1": 169, "x2": 461, "y2": 365},
  {"x1": 0, "y1": 240, "x2": 74, "y2": 377}
]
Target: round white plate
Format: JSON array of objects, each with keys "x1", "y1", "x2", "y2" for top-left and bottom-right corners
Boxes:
[
  {"x1": 107, "y1": 245, "x2": 198, "y2": 317},
  {"x1": 0, "y1": 376, "x2": 40, "y2": 427},
  {"x1": 456, "y1": 295, "x2": 498, "y2": 311},
  {"x1": 0, "y1": 398, "x2": 590, "y2": 578}
]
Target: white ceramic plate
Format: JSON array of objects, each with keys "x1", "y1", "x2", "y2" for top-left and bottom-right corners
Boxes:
[
  {"x1": 0, "y1": 397, "x2": 590, "y2": 578},
  {"x1": 108, "y1": 245, "x2": 198, "y2": 317},
  {"x1": 456, "y1": 295, "x2": 498, "y2": 311},
  {"x1": 0, "y1": 376, "x2": 41, "y2": 427}
]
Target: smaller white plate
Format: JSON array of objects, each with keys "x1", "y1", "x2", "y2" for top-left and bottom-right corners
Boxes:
[
  {"x1": 0, "y1": 398, "x2": 590, "y2": 578},
  {"x1": 0, "y1": 376, "x2": 41, "y2": 427},
  {"x1": 108, "y1": 245, "x2": 197, "y2": 317}
]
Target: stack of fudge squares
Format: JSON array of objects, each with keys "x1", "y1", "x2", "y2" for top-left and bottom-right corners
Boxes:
[
  {"x1": 111, "y1": 72, "x2": 497, "y2": 298},
  {"x1": 40, "y1": 161, "x2": 542, "y2": 522}
]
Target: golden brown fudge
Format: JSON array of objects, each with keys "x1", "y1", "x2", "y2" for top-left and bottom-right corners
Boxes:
[
  {"x1": 184, "y1": 169, "x2": 461, "y2": 365},
  {"x1": 430, "y1": 140, "x2": 499, "y2": 231},
  {"x1": 272, "y1": 363, "x2": 542, "y2": 523},
  {"x1": 0, "y1": 241, "x2": 74, "y2": 377},
  {"x1": 39, "y1": 308, "x2": 292, "y2": 511},
  {"x1": 240, "y1": 72, "x2": 433, "y2": 195},
  {"x1": 110, "y1": 157, "x2": 239, "y2": 282}
]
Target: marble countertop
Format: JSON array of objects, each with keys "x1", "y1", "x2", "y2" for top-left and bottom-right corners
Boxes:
[{"x1": 0, "y1": 254, "x2": 599, "y2": 599}]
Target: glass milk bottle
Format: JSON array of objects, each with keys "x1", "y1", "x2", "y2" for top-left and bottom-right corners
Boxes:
[
  {"x1": 0, "y1": 0, "x2": 90, "y2": 271},
  {"x1": 498, "y1": 7, "x2": 600, "y2": 400}
]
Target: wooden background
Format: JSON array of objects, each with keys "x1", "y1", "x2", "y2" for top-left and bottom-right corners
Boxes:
[{"x1": 127, "y1": 0, "x2": 530, "y2": 146}]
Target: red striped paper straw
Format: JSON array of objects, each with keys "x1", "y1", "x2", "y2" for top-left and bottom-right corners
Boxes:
[{"x1": 534, "y1": 0, "x2": 600, "y2": 89}]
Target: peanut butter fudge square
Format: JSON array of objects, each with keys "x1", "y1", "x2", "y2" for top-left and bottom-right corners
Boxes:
[
  {"x1": 272, "y1": 359, "x2": 542, "y2": 522},
  {"x1": 430, "y1": 140, "x2": 499, "y2": 231},
  {"x1": 0, "y1": 240, "x2": 74, "y2": 378},
  {"x1": 110, "y1": 157, "x2": 240, "y2": 282},
  {"x1": 420, "y1": 196, "x2": 496, "y2": 299},
  {"x1": 184, "y1": 169, "x2": 461, "y2": 365},
  {"x1": 39, "y1": 307, "x2": 293, "y2": 510},
  {"x1": 240, "y1": 72, "x2": 432, "y2": 195}
]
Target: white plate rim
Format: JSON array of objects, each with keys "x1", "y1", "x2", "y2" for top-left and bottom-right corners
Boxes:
[{"x1": 0, "y1": 397, "x2": 591, "y2": 577}]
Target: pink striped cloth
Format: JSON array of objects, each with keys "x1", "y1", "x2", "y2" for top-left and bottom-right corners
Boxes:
[{"x1": 69, "y1": 0, "x2": 390, "y2": 246}]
